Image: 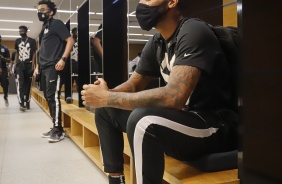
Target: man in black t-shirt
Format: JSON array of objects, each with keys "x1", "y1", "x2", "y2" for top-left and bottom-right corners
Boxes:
[
  {"x1": 82, "y1": 0, "x2": 238, "y2": 183},
  {"x1": 34, "y1": 0, "x2": 74, "y2": 143},
  {"x1": 0, "y1": 35, "x2": 11, "y2": 107},
  {"x1": 91, "y1": 24, "x2": 103, "y2": 73},
  {"x1": 15, "y1": 25, "x2": 37, "y2": 111},
  {"x1": 70, "y1": 27, "x2": 78, "y2": 91}
]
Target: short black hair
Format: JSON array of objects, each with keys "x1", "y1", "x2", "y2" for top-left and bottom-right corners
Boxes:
[
  {"x1": 98, "y1": 24, "x2": 102, "y2": 30},
  {"x1": 19, "y1": 25, "x2": 28, "y2": 31},
  {"x1": 38, "y1": 0, "x2": 57, "y2": 16},
  {"x1": 71, "y1": 27, "x2": 77, "y2": 34}
]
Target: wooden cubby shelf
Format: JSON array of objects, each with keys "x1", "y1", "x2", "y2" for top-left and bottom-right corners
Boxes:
[{"x1": 32, "y1": 87, "x2": 239, "y2": 184}]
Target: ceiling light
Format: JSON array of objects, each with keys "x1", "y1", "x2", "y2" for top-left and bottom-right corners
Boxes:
[
  {"x1": 0, "y1": 7, "x2": 36, "y2": 11},
  {"x1": 57, "y1": 10, "x2": 76, "y2": 13},
  {"x1": 0, "y1": 19, "x2": 33, "y2": 23},
  {"x1": 128, "y1": 33, "x2": 143, "y2": 36},
  {"x1": 0, "y1": 6, "x2": 76, "y2": 14},
  {"x1": 128, "y1": 39, "x2": 148, "y2": 42},
  {"x1": 128, "y1": 26, "x2": 140, "y2": 28},
  {"x1": 128, "y1": 11, "x2": 136, "y2": 17},
  {"x1": 1, "y1": 35, "x2": 21, "y2": 38},
  {"x1": 90, "y1": 24, "x2": 100, "y2": 26},
  {"x1": 0, "y1": 28, "x2": 30, "y2": 32}
]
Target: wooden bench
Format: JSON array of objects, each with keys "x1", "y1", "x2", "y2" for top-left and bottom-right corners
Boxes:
[{"x1": 31, "y1": 87, "x2": 239, "y2": 184}]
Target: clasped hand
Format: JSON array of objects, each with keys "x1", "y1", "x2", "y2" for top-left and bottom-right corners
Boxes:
[{"x1": 81, "y1": 78, "x2": 110, "y2": 108}]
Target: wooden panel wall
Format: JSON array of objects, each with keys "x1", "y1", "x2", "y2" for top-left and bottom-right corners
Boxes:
[
  {"x1": 1, "y1": 40, "x2": 16, "y2": 54},
  {"x1": 223, "y1": 0, "x2": 237, "y2": 27},
  {"x1": 182, "y1": 0, "x2": 223, "y2": 26},
  {"x1": 129, "y1": 44, "x2": 145, "y2": 61}
]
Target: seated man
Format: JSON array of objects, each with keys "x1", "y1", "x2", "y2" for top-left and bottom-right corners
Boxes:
[{"x1": 81, "y1": 0, "x2": 238, "y2": 183}]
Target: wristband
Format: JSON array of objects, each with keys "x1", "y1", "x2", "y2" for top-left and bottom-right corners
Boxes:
[{"x1": 61, "y1": 57, "x2": 68, "y2": 62}]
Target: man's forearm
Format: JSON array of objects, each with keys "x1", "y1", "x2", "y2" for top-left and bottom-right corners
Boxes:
[
  {"x1": 63, "y1": 37, "x2": 75, "y2": 58},
  {"x1": 108, "y1": 86, "x2": 177, "y2": 111},
  {"x1": 110, "y1": 82, "x2": 136, "y2": 93},
  {"x1": 32, "y1": 54, "x2": 36, "y2": 68}
]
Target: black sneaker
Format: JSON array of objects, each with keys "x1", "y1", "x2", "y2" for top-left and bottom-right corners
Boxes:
[
  {"x1": 26, "y1": 102, "x2": 30, "y2": 110},
  {"x1": 41, "y1": 128, "x2": 54, "y2": 138},
  {"x1": 48, "y1": 127, "x2": 64, "y2": 143},
  {"x1": 4, "y1": 98, "x2": 9, "y2": 107},
  {"x1": 20, "y1": 105, "x2": 26, "y2": 112}
]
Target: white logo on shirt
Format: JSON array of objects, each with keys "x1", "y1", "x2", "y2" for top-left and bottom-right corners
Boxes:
[
  {"x1": 71, "y1": 42, "x2": 78, "y2": 61},
  {"x1": 18, "y1": 41, "x2": 31, "y2": 62},
  {"x1": 184, "y1": 53, "x2": 192, "y2": 58},
  {"x1": 44, "y1": 28, "x2": 49, "y2": 34}
]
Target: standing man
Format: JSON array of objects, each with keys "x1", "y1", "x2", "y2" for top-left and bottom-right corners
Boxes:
[
  {"x1": 81, "y1": 0, "x2": 238, "y2": 183},
  {"x1": 15, "y1": 25, "x2": 37, "y2": 111},
  {"x1": 71, "y1": 27, "x2": 78, "y2": 91},
  {"x1": 34, "y1": 0, "x2": 74, "y2": 143},
  {"x1": 0, "y1": 35, "x2": 10, "y2": 107},
  {"x1": 91, "y1": 24, "x2": 103, "y2": 73}
]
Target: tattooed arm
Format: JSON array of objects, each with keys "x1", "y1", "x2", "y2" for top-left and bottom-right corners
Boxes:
[
  {"x1": 82, "y1": 65, "x2": 201, "y2": 111},
  {"x1": 110, "y1": 71, "x2": 154, "y2": 92}
]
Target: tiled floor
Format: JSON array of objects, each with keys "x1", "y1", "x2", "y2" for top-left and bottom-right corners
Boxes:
[{"x1": 0, "y1": 94, "x2": 108, "y2": 184}]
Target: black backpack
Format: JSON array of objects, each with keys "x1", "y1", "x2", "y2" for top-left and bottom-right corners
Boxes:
[{"x1": 209, "y1": 25, "x2": 239, "y2": 111}]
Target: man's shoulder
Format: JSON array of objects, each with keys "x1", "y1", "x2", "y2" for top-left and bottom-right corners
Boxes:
[
  {"x1": 177, "y1": 18, "x2": 212, "y2": 41},
  {"x1": 51, "y1": 18, "x2": 64, "y2": 25},
  {"x1": 0, "y1": 45, "x2": 9, "y2": 50},
  {"x1": 180, "y1": 18, "x2": 209, "y2": 32},
  {"x1": 15, "y1": 38, "x2": 21, "y2": 42},
  {"x1": 28, "y1": 37, "x2": 36, "y2": 42},
  {"x1": 0, "y1": 45, "x2": 8, "y2": 48}
]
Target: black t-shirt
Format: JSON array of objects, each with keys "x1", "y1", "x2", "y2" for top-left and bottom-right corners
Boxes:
[
  {"x1": 71, "y1": 40, "x2": 78, "y2": 62},
  {"x1": 93, "y1": 28, "x2": 102, "y2": 62},
  {"x1": 11, "y1": 51, "x2": 16, "y2": 62},
  {"x1": 135, "y1": 18, "x2": 235, "y2": 111},
  {"x1": 39, "y1": 18, "x2": 70, "y2": 68},
  {"x1": 15, "y1": 37, "x2": 36, "y2": 64},
  {"x1": 0, "y1": 45, "x2": 10, "y2": 68}
]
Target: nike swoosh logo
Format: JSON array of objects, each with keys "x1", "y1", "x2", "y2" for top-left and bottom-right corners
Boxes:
[
  {"x1": 49, "y1": 80, "x2": 56, "y2": 82},
  {"x1": 184, "y1": 53, "x2": 192, "y2": 57}
]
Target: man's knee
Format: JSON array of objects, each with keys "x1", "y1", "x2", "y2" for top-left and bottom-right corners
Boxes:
[
  {"x1": 95, "y1": 107, "x2": 106, "y2": 126},
  {"x1": 126, "y1": 107, "x2": 152, "y2": 137}
]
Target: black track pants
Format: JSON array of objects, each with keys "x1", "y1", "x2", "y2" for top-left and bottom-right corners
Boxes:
[
  {"x1": 41, "y1": 65, "x2": 62, "y2": 127},
  {"x1": 95, "y1": 107, "x2": 237, "y2": 184},
  {"x1": 0, "y1": 68, "x2": 9, "y2": 99},
  {"x1": 16, "y1": 63, "x2": 33, "y2": 105}
]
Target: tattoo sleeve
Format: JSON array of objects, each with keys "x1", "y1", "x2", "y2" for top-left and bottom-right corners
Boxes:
[{"x1": 108, "y1": 66, "x2": 201, "y2": 111}]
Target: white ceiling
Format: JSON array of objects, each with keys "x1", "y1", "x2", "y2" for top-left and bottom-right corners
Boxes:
[{"x1": 0, "y1": 0, "x2": 156, "y2": 44}]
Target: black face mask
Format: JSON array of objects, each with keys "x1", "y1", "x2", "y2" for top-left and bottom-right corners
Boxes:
[
  {"x1": 20, "y1": 33, "x2": 27, "y2": 38},
  {"x1": 136, "y1": 1, "x2": 169, "y2": 31},
  {"x1": 37, "y1": 12, "x2": 50, "y2": 22}
]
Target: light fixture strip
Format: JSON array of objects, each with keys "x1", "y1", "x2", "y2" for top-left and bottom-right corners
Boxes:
[
  {"x1": 1, "y1": 35, "x2": 21, "y2": 38},
  {"x1": 0, "y1": 6, "x2": 76, "y2": 14},
  {"x1": 0, "y1": 19, "x2": 33, "y2": 23}
]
